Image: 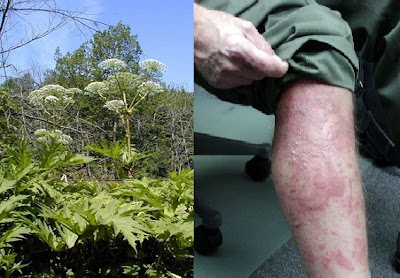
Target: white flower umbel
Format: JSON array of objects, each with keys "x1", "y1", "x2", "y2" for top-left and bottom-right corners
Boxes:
[
  {"x1": 84, "y1": 81, "x2": 109, "y2": 97},
  {"x1": 39, "y1": 84, "x2": 67, "y2": 96},
  {"x1": 62, "y1": 96, "x2": 75, "y2": 105},
  {"x1": 44, "y1": 95, "x2": 59, "y2": 104},
  {"x1": 28, "y1": 84, "x2": 76, "y2": 107},
  {"x1": 140, "y1": 59, "x2": 166, "y2": 82},
  {"x1": 99, "y1": 58, "x2": 128, "y2": 73},
  {"x1": 67, "y1": 88, "x2": 82, "y2": 95},
  {"x1": 34, "y1": 128, "x2": 73, "y2": 145},
  {"x1": 28, "y1": 89, "x2": 44, "y2": 106},
  {"x1": 140, "y1": 59, "x2": 166, "y2": 74},
  {"x1": 59, "y1": 134, "x2": 73, "y2": 145},
  {"x1": 104, "y1": 100, "x2": 125, "y2": 113},
  {"x1": 138, "y1": 81, "x2": 163, "y2": 97},
  {"x1": 106, "y1": 72, "x2": 141, "y2": 94}
]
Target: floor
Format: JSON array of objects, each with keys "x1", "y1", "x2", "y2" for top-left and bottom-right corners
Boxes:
[{"x1": 194, "y1": 85, "x2": 373, "y2": 278}]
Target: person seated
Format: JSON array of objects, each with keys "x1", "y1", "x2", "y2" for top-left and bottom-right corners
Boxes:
[{"x1": 193, "y1": 1, "x2": 400, "y2": 276}]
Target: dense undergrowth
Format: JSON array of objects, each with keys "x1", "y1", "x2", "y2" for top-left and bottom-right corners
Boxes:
[{"x1": 0, "y1": 140, "x2": 193, "y2": 277}]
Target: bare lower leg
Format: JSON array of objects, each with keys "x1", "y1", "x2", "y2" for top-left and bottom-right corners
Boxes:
[{"x1": 272, "y1": 80, "x2": 370, "y2": 277}]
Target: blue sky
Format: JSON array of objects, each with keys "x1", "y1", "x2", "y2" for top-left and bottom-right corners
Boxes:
[{"x1": 6, "y1": 0, "x2": 194, "y2": 91}]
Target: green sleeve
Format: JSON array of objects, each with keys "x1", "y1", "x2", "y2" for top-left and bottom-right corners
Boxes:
[{"x1": 195, "y1": 0, "x2": 359, "y2": 114}]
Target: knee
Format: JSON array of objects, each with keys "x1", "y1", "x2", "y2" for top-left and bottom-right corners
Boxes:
[{"x1": 260, "y1": 3, "x2": 359, "y2": 113}]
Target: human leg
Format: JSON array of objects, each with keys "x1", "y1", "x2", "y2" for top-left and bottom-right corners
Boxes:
[{"x1": 272, "y1": 80, "x2": 370, "y2": 277}]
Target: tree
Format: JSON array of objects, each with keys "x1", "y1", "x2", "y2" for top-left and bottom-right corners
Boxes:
[
  {"x1": 90, "y1": 22, "x2": 142, "y2": 77},
  {"x1": 0, "y1": 85, "x2": 21, "y2": 146},
  {"x1": 2, "y1": 73, "x2": 37, "y2": 96},
  {"x1": 3, "y1": 21, "x2": 193, "y2": 179},
  {"x1": 131, "y1": 85, "x2": 193, "y2": 176},
  {"x1": 49, "y1": 22, "x2": 142, "y2": 89},
  {"x1": 0, "y1": 0, "x2": 105, "y2": 78}
]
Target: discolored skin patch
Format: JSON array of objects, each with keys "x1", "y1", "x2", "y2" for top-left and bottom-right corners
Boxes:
[{"x1": 272, "y1": 80, "x2": 370, "y2": 277}]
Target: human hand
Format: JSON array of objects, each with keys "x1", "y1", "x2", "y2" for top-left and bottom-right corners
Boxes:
[{"x1": 194, "y1": 4, "x2": 289, "y2": 89}]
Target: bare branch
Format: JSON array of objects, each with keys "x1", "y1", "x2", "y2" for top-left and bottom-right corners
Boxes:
[
  {"x1": 23, "y1": 113, "x2": 95, "y2": 136},
  {"x1": 0, "y1": 0, "x2": 12, "y2": 34},
  {"x1": 0, "y1": 0, "x2": 109, "y2": 74}
]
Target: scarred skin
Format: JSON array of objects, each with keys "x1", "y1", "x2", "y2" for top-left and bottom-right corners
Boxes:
[{"x1": 272, "y1": 80, "x2": 370, "y2": 278}]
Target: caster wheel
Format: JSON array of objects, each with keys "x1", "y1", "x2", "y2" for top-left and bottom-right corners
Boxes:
[
  {"x1": 245, "y1": 155, "x2": 271, "y2": 182},
  {"x1": 194, "y1": 225, "x2": 223, "y2": 255}
]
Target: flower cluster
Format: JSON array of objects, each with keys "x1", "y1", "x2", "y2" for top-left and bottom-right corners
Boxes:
[
  {"x1": 84, "y1": 81, "x2": 109, "y2": 97},
  {"x1": 106, "y1": 72, "x2": 141, "y2": 93},
  {"x1": 29, "y1": 84, "x2": 80, "y2": 108},
  {"x1": 140, "y1": 59, "x2": 166, "y2": 75},
  {"x1": 34, "y1": 129, "x2": 73, "y2": 145},
  {"x1": 138, "y1": 81, "x2": 164, "y2": 97},
  {"x1": 104, "y1": 100, "x2": 125, "y2": 113},
  {"x1": 84, "y1": 59, "x2": 166, "y2": 117},
  {"x1": 99, "y1": 58, "x2": 128, "y2": 74},
  {"x1": 44, "y1": 95, "x2": 59, "y2": 104}
]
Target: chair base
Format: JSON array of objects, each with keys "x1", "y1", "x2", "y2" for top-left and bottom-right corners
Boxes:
[{"x1": 194, "y1": 225, "x2": 223, "y2": 255}]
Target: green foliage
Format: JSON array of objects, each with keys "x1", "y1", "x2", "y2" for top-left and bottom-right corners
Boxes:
[
  {"x1": 0, "y1": 248, "x2": 29, "y2": 278},
  {"x1": 0, "y1": 87, "x2": 21, "y2": 146},
  {"x1": 0, "y1": 20, "x2": 193, "y2": 278},
  {"x1": 132, "y1": 88, "x2": 194, "y2": 177},
  {"x1": 50, "y1": 22, "x2": 142, "y2": 89},
  {"x1": 86, "y1": 140, "x2": 152, "y2": 179},
  {"x1": 0, "y1": 140, "x2": 193, "y2": 277},
  {"x1": 112, "y1": 170, "x2": 194, "y2": 276},
  {"x1": 28, "y1": 23, "x2": 193, "y2": 178}
]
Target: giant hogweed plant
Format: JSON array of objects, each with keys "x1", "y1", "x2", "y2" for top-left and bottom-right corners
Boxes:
[
  {"x1": 0, "y1": 141, "x2": 193, "y2": 277},
  {"x1": 28, "y1": 84, "x2": 81, "y2": 131},
  {"x1": 84, "y1": 58, "x2": 165, "y2": 178},
  {"x1": 28, "y1": 84, "x2": 81, "y2": 164}
]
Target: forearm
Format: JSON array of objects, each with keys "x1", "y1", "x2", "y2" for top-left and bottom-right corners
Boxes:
[{"x1": 272, "y1": 80, "x2": 370, "y2": 277}]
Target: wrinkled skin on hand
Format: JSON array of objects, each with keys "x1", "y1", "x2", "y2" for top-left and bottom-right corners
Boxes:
[{"x1": 194, "y1": 3, "x2": 289, "y2": 89}]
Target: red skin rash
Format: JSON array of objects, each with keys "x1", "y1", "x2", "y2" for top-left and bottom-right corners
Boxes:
[
  {"x1": 274, "y1": 89, "x2": 356, "y2": 226},
  {"x1": 334, "y1": 251, "x2": 355, "y2": 271},
  {"x1": 272, "y1": 81, "x2": 369, "y2": 276}
]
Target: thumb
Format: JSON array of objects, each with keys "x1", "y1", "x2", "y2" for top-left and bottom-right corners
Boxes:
[{"x1": 240, "y1": 39, "x2": 289, "y2": 78}]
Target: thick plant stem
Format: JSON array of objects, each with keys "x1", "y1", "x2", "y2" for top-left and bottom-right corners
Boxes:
[
  {"x1": 125, "y1": 114, "x2": 131, "y2": 157},
  {"x1": 125, "y1": 114, "x2": 134, "y2": 178},
  {"x1": 123, "y1": 91, "x2": 134, "y2": 178},
  {"x1": 123, "y1": 91, "x2": 132, "y2": 157}
]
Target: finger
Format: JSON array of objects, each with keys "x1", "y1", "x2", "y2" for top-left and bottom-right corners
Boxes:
[
  {"x1": 236, "y1": 38, "x2": 289, "y2": 78},
  {"x1": 240, "y1": 19, "x2": 275, "y2": 55},
  {"x1": 229, "y1": 59, "x2": 267, "y2": 81},
  {"x1": 218, "y1": 57, "x2": 266, "y2": 82}
]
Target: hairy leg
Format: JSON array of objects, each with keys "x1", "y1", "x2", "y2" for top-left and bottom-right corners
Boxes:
[{"x1": 272, "y1": 80, "x2": 370, "y2": 277}]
